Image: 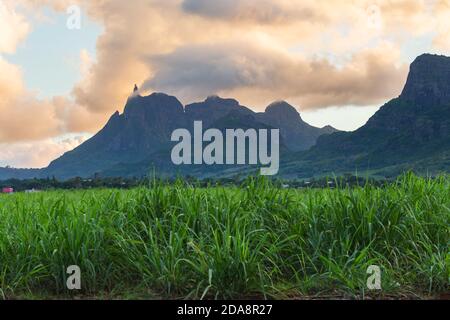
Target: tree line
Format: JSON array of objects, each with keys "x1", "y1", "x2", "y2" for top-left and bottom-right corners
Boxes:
[{"x1": 0, "y1": 173, "x2": 385, "y2": 192}]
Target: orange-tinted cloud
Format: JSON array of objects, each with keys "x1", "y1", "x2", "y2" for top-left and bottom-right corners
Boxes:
[
  {"x1": 0, "y1": 136, "x2": 86, "y2": 168},
  {"x1": 0, "y1": 3, "x2": 60, "y2": 143},
  {"x1": 143, "y1": 42, "x2": 408, "y2": 110},
  {"x1": 63, "y1": 0, "x2": 445, "y2": 116},
  {"x1": 0, "y1": 1, "x2": 30, "y2": 54},
  {"x1": 3, "y1": 0, "x2": 450, "y2": 143}
]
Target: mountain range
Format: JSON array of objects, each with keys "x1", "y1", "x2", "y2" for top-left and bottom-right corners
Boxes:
[
  {"x1": 1, "y1": 53, "x2": 449, "y2": 180},
  {"x1": 43, "y1": 92, "x2": 337, "y2": 179}
]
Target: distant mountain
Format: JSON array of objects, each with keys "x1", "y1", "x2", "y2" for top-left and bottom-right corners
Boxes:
[
  {"x1": 0, "y1": 167, "x2": 41, "y2": 181},
  {"x1": 2, "y1": 53, "x2": 449, "y2": 181},
  {"x1": 256, "y1": 101, "x2": 339, "y2": 151},
  {"x1": 6, "y1": 89, "x2": 334, "y2": 180},
  {"x1": 282, "y1": 54, "x2": 450, "y2": 178}
]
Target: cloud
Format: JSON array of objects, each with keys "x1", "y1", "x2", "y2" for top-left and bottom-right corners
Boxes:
[
  {"x1": 1, "y1": 0, "x2": 449, "y2": 168},
  {"x1": 0, "y1": 54, "x2": 62, "y2": 144},
  {"x1": 0, "y1": 1, "x2": 30, "y2": 54},
  {"x1": 181, "y1": 0, "x2": 323, "y2": 24},
  {"x1": 0, "y1": 136, "x2": 86, "y2": 168},
  {"x1": 0, "y1": 2, "x2": 100, "y2": 144},
  {"x1": 432, "y1": 0, "x2": 450, "y2": 52},
  {"x1": 0, "y1": 3, "x2": 58, "y2": 143},
  {"x1": 0, "y1": 57, "x2": 23, "y2": 97},
  {"x1": 64, "y1": 0, "x2": 444, "y2": 114},
  {"x1": 143, "y1": 41, "x2": 408, "y2": 109},
  {"x1": 21, "y1": 0, "x2": 447, "y2": 114},
  {"x1": 0, "y1": 96, "x2": 62, "y2": 143},
  {"x1": 1, "y1": 0, "x2": 449, "y2": 152}
]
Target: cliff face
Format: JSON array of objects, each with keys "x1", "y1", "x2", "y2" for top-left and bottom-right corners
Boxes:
[
  {"x1": 363, "y1": 54, "x2": 450, "y2": 143},
  {"x1": 401, "y1": 54, "x2": 450, "y2": 107}
]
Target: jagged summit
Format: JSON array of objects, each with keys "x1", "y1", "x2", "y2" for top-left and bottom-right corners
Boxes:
[
  {"x1": 124, "y1": 92, "x2": 184, "y2": 117},
  {"x1": 129, "y1": 84, "x2": 141, "y2": 98},
  {"x1": 401, "y1": 53, "x2": 450, "y2": 105},
  {"x1": 41, "y1": 89, "x2": 341, "y2": 179}
]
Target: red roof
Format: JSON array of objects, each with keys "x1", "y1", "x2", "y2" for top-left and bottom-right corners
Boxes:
[{"x1": 2, "y1": 187, "x2": 13, "y2": 193}]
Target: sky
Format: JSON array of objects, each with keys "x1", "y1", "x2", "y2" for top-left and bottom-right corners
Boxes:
[{"x1": 0, "y1": 0, "x2": 449, "y2": 168}]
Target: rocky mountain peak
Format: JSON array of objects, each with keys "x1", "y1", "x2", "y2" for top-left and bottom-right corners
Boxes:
[
  {"x1": 124, "y1": 92, "x2": 184, "y2": 117},
  {"x1": 401, "y1": 54, "x2": 450, "y2": 105}
]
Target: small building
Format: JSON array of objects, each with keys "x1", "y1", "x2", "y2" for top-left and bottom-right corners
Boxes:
[{"x1": 2, "y1": 187, "x2": 14, "y2": 194}]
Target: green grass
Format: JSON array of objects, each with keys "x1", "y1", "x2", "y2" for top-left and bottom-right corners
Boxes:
[{"x1": 0, "y1": 173, "x2": 448, "y2": 299}]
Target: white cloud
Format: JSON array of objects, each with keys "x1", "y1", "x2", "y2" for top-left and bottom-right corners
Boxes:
[
  {"x1": 0, "y1": 136, "x2": 87, "y2": 168},
  {"x1": 0, "y1": 1, "x2": 30, "y2": 54}
]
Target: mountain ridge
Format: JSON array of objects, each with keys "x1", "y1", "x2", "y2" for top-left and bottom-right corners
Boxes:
[
  {"x1": 1, "y1": 53, "x2": 449, "y2": 181},
  {"x1": 28, "y1": 91, "x2": 336, "y2": 180}
]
